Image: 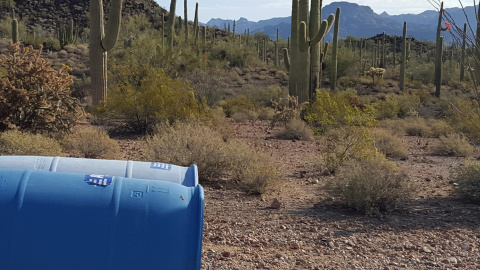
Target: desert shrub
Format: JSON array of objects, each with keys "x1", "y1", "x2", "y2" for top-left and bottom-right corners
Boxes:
[
  {"x1": 447, "y1": 98, "x2": 480, "y2": 142},
  {"x1": 220, "y1": 95, "x2": 258, "y2": 118},
  {"x1": 452, "y1": 161, "x2": 480, "y2": 204},
  {"x1": 97, "y1": 63, "x2": 209, "y2": 133},
  {"x1": 320, "y1": 126, "x2": 377, "y2": 174},
  {"x1": 144, "y1": 121, "x2": 278, "y2": 194},
  {"x1": 403, "y1": 117, "x2": 431, "y2": 136},
  {"x1": 396, "y1": 93, "x2": 421, "y2": 118},
  {"x1": 243, "y1": 85, "x2": 289, "y2": 107},
  {"x1": 305, "y1": 89, "x2": 375, "y2": 134},
  {"x1": 427, "y1": 118, "x2": 454, "y2": 137},
  {"x1": 274, "y1": 118, "x2": 314, "y2": 141},
  {"x1": 181, "y1": 70, "x2": 230, "y2": 106},
  {"x1": 373, "y1": 94, "x2": 400, "y2": 120},
  {"x1": 270, "y1": 95, "x2": 303, "y2": 127},
  {"x1": 209, "y1": 41, "x2": 260, "y2": 68},
  {"x1": 0, "y1": 42, "x2": 81, "y2": 133},
  {"x1": 371, "y1": 128, "x2": 409, "y2": 160},
  {"x1": 62, "y1": 128, "x2": 121, "y2": 159},
  {"x1": 378, "y1": 119, "x2": 407, "y2": 136},
  {"x1": 328, "y1": 158, "x2": 412, "y2": 214},
  {"x1": 0, "y1": 130, "x2": 63, "y2": 156},
  {"x1": 431, "y1": 133, "x2": 474, "y2": 157}
]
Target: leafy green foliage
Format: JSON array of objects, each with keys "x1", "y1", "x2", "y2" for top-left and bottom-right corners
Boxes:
[
  {"x1": 0, "y1": 42, "x2": 81, "y2": 133},
  {"x1": 97, "y1": 62, "x2": 209, "y2": 134},
  {"x1": 305, "y1": 89, "x2": 376, "y2": 134}
]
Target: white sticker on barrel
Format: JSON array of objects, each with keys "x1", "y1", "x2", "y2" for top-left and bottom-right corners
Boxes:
[
  {"x1": 150, "y1": 162, "x2": 172, "y2": 171},
  {"x1": 84, "y1": 174, "x2": 113, "y2": 186}
]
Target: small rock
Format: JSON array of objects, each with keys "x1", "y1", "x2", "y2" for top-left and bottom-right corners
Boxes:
[
  {"x1": 461, "y1": 243, "x2": 470, "y2": 251},
  {"x1": 289, "y1": 241, "x2": 300, "y2": 249},
  {"x1": 422, "y1": 246, "x2": 433, "y2": 253},
  {"x1": 270, "y1": 198, "x2": 281, "y2": 209},
  {"x1": 222, "y1": 251, "x2": 231, "y2": 257},
  {"x1": 448, "y1": 257, "x2": 457, "y2": 264}
]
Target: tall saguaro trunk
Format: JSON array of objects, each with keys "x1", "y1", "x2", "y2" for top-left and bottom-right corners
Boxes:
[
  {"x1": 167, "y1": 0, "x2": 177, "y2": 49},
  {"x1": 399, "y1": 21, "x2": 407, "y2": 91},
  {"x1": 184, "y1": 0, "x2": 188, "y2": 42},
  {"x1": 309, "y1": 0, "x2": 321, "y2": 97},
  {"x1": 89, "y1": 0, "x2": 123, "y2": 106},
  {"x1": 330, "y1": 7, "x2": 340, "y2": 90}
]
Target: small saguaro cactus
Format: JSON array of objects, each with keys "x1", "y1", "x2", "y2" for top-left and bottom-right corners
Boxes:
[
  {"x1": 89, "y1": 0, "x2": 124, "y2": 105},
  {"x1": 58, "y1": 19, "x2": 78, "y2": 49},
  {"x1": 11, "y1": 9, "x2": 18, "y2": 43}
]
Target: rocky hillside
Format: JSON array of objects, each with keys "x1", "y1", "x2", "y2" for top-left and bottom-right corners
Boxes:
[{"x1": 0, "y1": 0, "x2": 167, "y2": 36}]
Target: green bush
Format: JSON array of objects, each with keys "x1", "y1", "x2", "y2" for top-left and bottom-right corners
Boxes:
[
  {"x1": 320, "y1": 126, "x2": 377, "y2": 174},
  {"x1": 209, "y1": 41, "x2": 260, "y2": 68},
  {"x1": 328, "y1": 158, "x2": 412, "y2": 214},
  {"x1": 97, "y1": 63, "x2": 209, "y2": 133},
  {"x1": 373, "y1": 94, "x2": 400, "y2": 120},
  {"x1": 62, "y1": 128, "x2": 121, "y2": 159},
  {"x1": 220, "y1": 95, "x2": 258, "y2": 118},
  {"x1": 144, "y1": 121, "x2": 279, "y2": 194},
  {"x1": 452, "y1": 161, "x2": 480, "y2": 204},
  {"x1": 431, "y1": 133, "x2": 474, "y2": 157},
  {"x1": 0, "y1": 130, "x2": 63, "y2": 156},
  {"x1": 305, "y1": 89, "x2": 376, "y2": 134}
]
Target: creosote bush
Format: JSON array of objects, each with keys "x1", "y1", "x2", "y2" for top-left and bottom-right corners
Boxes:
[
  {"x1": 371, "y1": 128, "x2": 409, "y2": 160},
  {"x1": 431, "y1": 133, "x2": 474, "y2": 157},
  {"x1": 0, "y1": 130, "x2": 63, "y2": 156},
  {"x1": 274, "y1": 118, "x2": 314, "y2": 141},
  {"x1": 95, "y1": 62, "x2": 209, "y2": 134},
  {"x1": 144, "y1": 121, "x2": 279, "y2": 194},
  {"x1": 328, "y1": 157, "x2": 412, "y2": 214},
  {"x1": 0, "y1": 42, "x2": 81, "y2": 133},
  {"x1": 305, "y1": 89, "x2": 375, "y2": 134},
  {"x1": 62, "y1": 128, "x2": 121, "y2": 159},
  {"x1": 452, "y1": 161, "x2": 480, "y2": 204}
]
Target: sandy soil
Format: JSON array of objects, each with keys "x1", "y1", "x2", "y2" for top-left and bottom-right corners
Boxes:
[{"x1": 192, "y1": 121, "x2": 480, "y2": 270}]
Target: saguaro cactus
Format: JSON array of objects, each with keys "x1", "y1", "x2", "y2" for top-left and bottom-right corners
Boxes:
[
  {"x1": 11, "y1": 9, "x2": 18, "y2": 43},
  {"x1": 89, "y1": 0, "x2": 124, "y2": 105},
  {"x1": 330, "y1": 7, "x2": 340, "y2": 90},
  {"x1": 434, "y1": 1, "x2": 447, "y2": 97},
  {"x1": 285, "y1": 0, "x2": 334, "y2": 103},
  {"x1": 460, "y1": 23, "x2": 467, "y2": 82},
  {"x1": 167, "y1": 0, "x2": 177, "y2": 49},
  {"x1": 184, "y1": 0, "x2": 188, "y2": 42},
  {"x1": 193, "y1": 2, "x2": 199, "y2": 41},
  {"x1": 399, "y1": 21, "x2": 407, "y2": 91}
]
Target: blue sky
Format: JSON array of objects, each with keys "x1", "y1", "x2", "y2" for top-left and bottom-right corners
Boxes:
[{"x1": 154, "y1": 1, "x2": 467, "y2": 23}]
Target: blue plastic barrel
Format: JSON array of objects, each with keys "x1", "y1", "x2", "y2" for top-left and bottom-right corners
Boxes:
[
  {"x1": 0, "y1": 156, "x2": 198, "y2": 187},
  {"x1": 0, "y1": 168, "x2": 204, "y2": 270}
]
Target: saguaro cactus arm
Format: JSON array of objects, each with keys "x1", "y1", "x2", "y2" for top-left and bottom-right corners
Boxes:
[
  {"x1": 283, "y1": 48, "x2": 290, "y2": 71},
  {"x1": 102, "y1": 0, "x2": 123, "y2": 51}
]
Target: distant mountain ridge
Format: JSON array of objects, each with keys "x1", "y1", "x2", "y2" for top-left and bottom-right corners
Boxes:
[{"x1": 205, "y1": 1, "x2": 477, "y2": 43}]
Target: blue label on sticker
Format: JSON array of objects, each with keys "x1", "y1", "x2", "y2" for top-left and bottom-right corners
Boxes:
[
  {"x1": 85, "y1": 174, "x2": 113, "y2": 186},
  {"x1": 150, "y1": 162, "x2": 172, "y2": 171}
]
